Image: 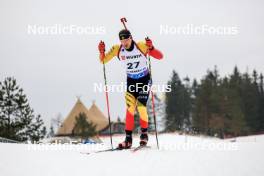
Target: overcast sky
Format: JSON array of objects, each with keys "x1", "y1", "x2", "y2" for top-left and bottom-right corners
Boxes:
[{"x1": 1, "y1": 0, "x2": 264, "y2": 126}]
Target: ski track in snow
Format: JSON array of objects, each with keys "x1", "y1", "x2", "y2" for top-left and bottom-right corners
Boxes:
[{"x1": 0, "y1": 133, "x2": 264, "y2": 176}]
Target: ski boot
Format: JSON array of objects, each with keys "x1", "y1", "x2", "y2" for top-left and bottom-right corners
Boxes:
[
  {"x1": 139, "y1": 128, "x2": 148, "y2": 146},
  {"x1": 117, "y1": 130, "x2": 132, "y2": 149}
]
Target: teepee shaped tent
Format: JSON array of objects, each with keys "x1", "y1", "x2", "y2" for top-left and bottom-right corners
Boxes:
[
  {"x1": 56, "y1": 99, "x2": 109, "y2": 136},
  {"x1": 88, "y1": 103, "x2": 109, "y2": 130}
]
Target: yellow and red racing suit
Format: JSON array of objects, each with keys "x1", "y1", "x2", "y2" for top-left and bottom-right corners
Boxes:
[{"x1": 100, "y1": 40, "x2": 163, "y2": 131}]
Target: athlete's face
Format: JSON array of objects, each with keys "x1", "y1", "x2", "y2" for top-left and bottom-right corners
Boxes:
[{"x1": 120, "y1": 37, "x2": 132, "y2": 49}]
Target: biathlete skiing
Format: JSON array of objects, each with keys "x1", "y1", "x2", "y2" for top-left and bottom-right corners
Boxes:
[{"x1": 98, "y1": 19, "x2": 163, "y2": 149}]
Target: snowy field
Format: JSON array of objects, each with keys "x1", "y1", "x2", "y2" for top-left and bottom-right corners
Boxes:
[{"x1": 0, "y1": 133, "x2": 264, "y2": 176}]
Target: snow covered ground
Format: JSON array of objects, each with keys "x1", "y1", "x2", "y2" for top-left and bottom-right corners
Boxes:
[{"x1": 0, "y1": 133, "x2": 264, "y2": 176}]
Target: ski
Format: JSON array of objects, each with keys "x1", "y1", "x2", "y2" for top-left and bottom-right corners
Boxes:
[
  {"x1": 81, "y1": 147, "x2": 135, "y2": 155},
  {"x1": 81, "y1": 145, "x2": 151, "y2": 155},
  {"x1": 131, "y1": 145, "x2": 151, "y2": 153},
  {"x1": 81, "y1": 148, "x2": 121, "y2": 155}
]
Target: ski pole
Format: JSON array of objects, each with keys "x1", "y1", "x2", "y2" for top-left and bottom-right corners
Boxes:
[
  {"x1": 101, "y1": 42, "x2": 113, "y2": 149},
  {"x1": 147, "y1": 48, "x2": 160, "y2": 149}
]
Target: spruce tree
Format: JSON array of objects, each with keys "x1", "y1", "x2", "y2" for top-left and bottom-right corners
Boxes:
[
  {"x1": 164, "y1": 70, "x2": 189, "y2": 132},
  {"x1": 73, "y1": 113, "x2": 97, "y2": 139},
  {"x1": 259, "y1": 74, "x2": 264, "y2": 131},
  {"x1": 0, "y1": 77, "x2": 46, "y2": 142}
]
